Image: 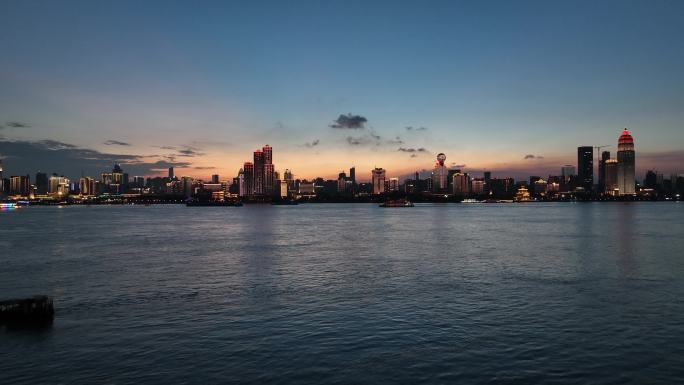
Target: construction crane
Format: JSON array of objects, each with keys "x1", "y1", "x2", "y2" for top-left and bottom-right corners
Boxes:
[{"x1": 594, "y1": 145, "x2": 611, "y2": 162}]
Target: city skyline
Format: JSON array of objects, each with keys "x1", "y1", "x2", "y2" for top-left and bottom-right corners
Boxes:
[
  {"x1": 2, "y1": 1, "x2": 684, "y2": 180},
  {"x1": 0, "y1": 127, "x2": 680, "y2": 183},
  {"x1": 3, "y1": 128, "x2": 682, "y2": 201}
]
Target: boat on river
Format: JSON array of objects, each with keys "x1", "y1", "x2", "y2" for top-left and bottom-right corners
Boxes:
[{"x1": 379, "y1": 199, "x2": 414, "y2": 207}]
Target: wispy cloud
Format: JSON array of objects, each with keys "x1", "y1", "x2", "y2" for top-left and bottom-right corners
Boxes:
[
  {"x1": 5, "y1": 121, "x2": 31, "y2": 128},
  {"x1": 524, "y1": 154, "x2": 544, "y2": 160},
  {"x1": 345, "y1": 132, "x2": 382, "y2": 146},
  {"x1": 103, "y1": 140, "x2": 131, "y2": 146},
  {"x1": 398, "y1": 147, "x2": 429, "y2": 153},
  {"x1": 386, "y1": 136, "x2": 404, "y2": 145},
  {"x1": 177, "y1": 147, "x2": 204, "y2": 157},
  {"x1": 304, "y1": 139, "x2": 320, "y2": 148},
  {"x1": 330, "y1": 113, "x2": 368, "y2": 129},
  {"x1": 405, "y1": 126, "x2": 427, "y2": 131}
]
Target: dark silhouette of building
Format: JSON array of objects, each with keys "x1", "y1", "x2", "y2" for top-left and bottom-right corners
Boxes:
[
  {"x1": 577, "y1": 146, "x2": 593, "y2": 191},
  {"x1": 35, "y1": 172, "x2": 48, "y2": 195},
  {"x1": 599, "y1": 151, "x2": 610, "y2": 193}
]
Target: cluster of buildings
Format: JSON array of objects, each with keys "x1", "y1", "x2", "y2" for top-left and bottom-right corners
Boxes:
[{"x1": 1, "y1": 129, "x2": 682, "y2": 202}]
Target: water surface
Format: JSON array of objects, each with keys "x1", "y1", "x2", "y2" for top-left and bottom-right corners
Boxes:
[{"x1": 1, "y1": 203, "x2": 683, "y2": 384}]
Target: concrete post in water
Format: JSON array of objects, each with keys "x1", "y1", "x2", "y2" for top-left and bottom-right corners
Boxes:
[{"x1": 0, "y1": 295, "x2": 55, "y2": 325}]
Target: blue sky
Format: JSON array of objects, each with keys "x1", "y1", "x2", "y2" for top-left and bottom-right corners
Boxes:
[{"x1": 1, "y1": 0, "x2": 683, "y2": 180}]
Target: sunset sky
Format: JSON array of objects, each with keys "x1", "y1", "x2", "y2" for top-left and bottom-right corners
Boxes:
[{"x1": 1, "y1": 0, "x2": 683, "y2": 181}]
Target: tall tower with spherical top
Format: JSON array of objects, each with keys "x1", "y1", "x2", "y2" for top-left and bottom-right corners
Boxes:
[{"x1": 432, "y1": 153, "x2": 448, "y2": 192}]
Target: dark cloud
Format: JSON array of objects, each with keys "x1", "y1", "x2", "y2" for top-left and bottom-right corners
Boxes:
[
  {"x1": 5, "y1": 122, "x2": 31, "y2": 128},
  {"x1": 153, "y1": 145, "x2": 178, "y2": 150},
  {"x1": 524, "y1": 154, "x2": 544, "y2": 160},
  {"x1": 398, "y1": 147, "x2": 429, "y2": 153},
  {"x1": 386, "y1": 136, "x2": 404, "y2": 145},
  {"x1": 410, "y1": 154, "x2": 418, "y2": 158},
  {"x1": 346, "y1": 136, "x2": 367, "y2": 146},
  {"x1": 304, "y1": 139, "x2": 320, "y2": 148},
  {"x1": 330, "y1": 113, "x2": 368, "y2": 129},
  {"x1": 103, "y1": 140, "x2": 131, "y2": 146},
  {"x1": 345, "y1": 133, "x2": 382, "y2": 146},
  {"x1": 405, "y1": 126, "x2": 428, "y2": 131},
  {"x1": 178, "y1": 148, "x2": 203, "y2": 157},
  {"x1": 0, "y1": 139, "x2": 192, "y2": 179}
]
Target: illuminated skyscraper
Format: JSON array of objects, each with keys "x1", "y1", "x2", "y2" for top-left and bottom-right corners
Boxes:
[
  {"x1": 452, "y1": 172, "x2": 470, "y2": 195},
  {"x1": 250, "y1": 145, "x2": 275, "y2": 196},
  {"x1": 10, "y1": 175, "x2": 30, "y2": 197},
  {"x1": 79, "y1": 177, "x2": 96, "y2": 196},
  {"x1": 604, "y1": 159, "x2": 618, "y2": 195},
  {"x1": 371, "y1": 168, "x2": 386, "y2": 194},
  {"x1": 253, "y1": 149, "x2": 264, "y2": 195},
  {"x1": 617, "y1": 128, "x2": 636, "y2": 195},
  {"x1": 388, "y1": 177, "x2": 399, "y2": 192},
  {"x1": 577, "y1": 146, "x2": 593, "y2": 191},
  {"x1": 432, "y1": 153, "x2": 448, "y2": 192},
  {"x1": 242, "y1": 163, "x2": 254, "y2": 197}
]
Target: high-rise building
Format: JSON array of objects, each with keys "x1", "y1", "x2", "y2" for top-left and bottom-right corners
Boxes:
[
  {"x1": 253, "y1": 149, "x2": 264, "y2": 195},
  {"x1": 278, "y1": 180, "x2": 288, "y2": 198},
  {"x1": 604, "y1": 159, "x2": 618, "y2": 195},
  {"x1": 132, "y1": 176, "x2": 145, "y2": 189},
  {"x1": 471, "y1": 178, "x2": 485, "y2": 195},
  {"x1": 242, "y1": 163, "x2": 254, "y2": 197},
  {"x1": 168, "y1": 167, "x2": 174, "y2": 180},
  {"x1": 79, "y1": 177, "x2": 96, "y2": 196},
  {"x1": 264, "y1": 163, "x2": 275, "y2": 195},
  {"x1": 10, "y1": 175, "x2": 30, "y2": 197},
  {"x1": 349, "y1": 167, "x2": 356, "y2": 184},
  {"x1": 49, "y1": 174, "x2": 69, "y2": 195},
  {"x1": 484, "y1": 171, "x2": 491, "y2": 194},
  {"x1": 561, "y1": 165, "x2": 576, "y2": 182},
  {"x1": 452, "y1": 172, "x2": 470, "y2": 195},
  {"x1": 181, "y1": 176, "x2": 193, "y2": 198},
  {"x1": 35, "y1": 172, "x2": 48, "y2": 195},
  {"x1": 577, "y1": 146, "x2": 593, "y2": 191},
  {"x1": 432, "y1": 153, "x2": 448, "y2": 192},
  {"x1": 211, "y1": 174, "x2": 219, "y2": 184},
  {"x1": 388, "y1": 177, "x2": 399, "y2": 192},
  {"x1": 617, "y1": 128, "x2": 636, "y2": 195},
  {"x1": 262, "y1": 144, "x2": 272, "y2": 165},
  {"x1": 337, "y1": 172, "x2": 347, "y2": 193},
  {"x1": 371, "y1": 168, "x2": 386, "y2": 194},
  {"x1": 599, "y1": 151, "x2": 610, "y2": 193}
]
